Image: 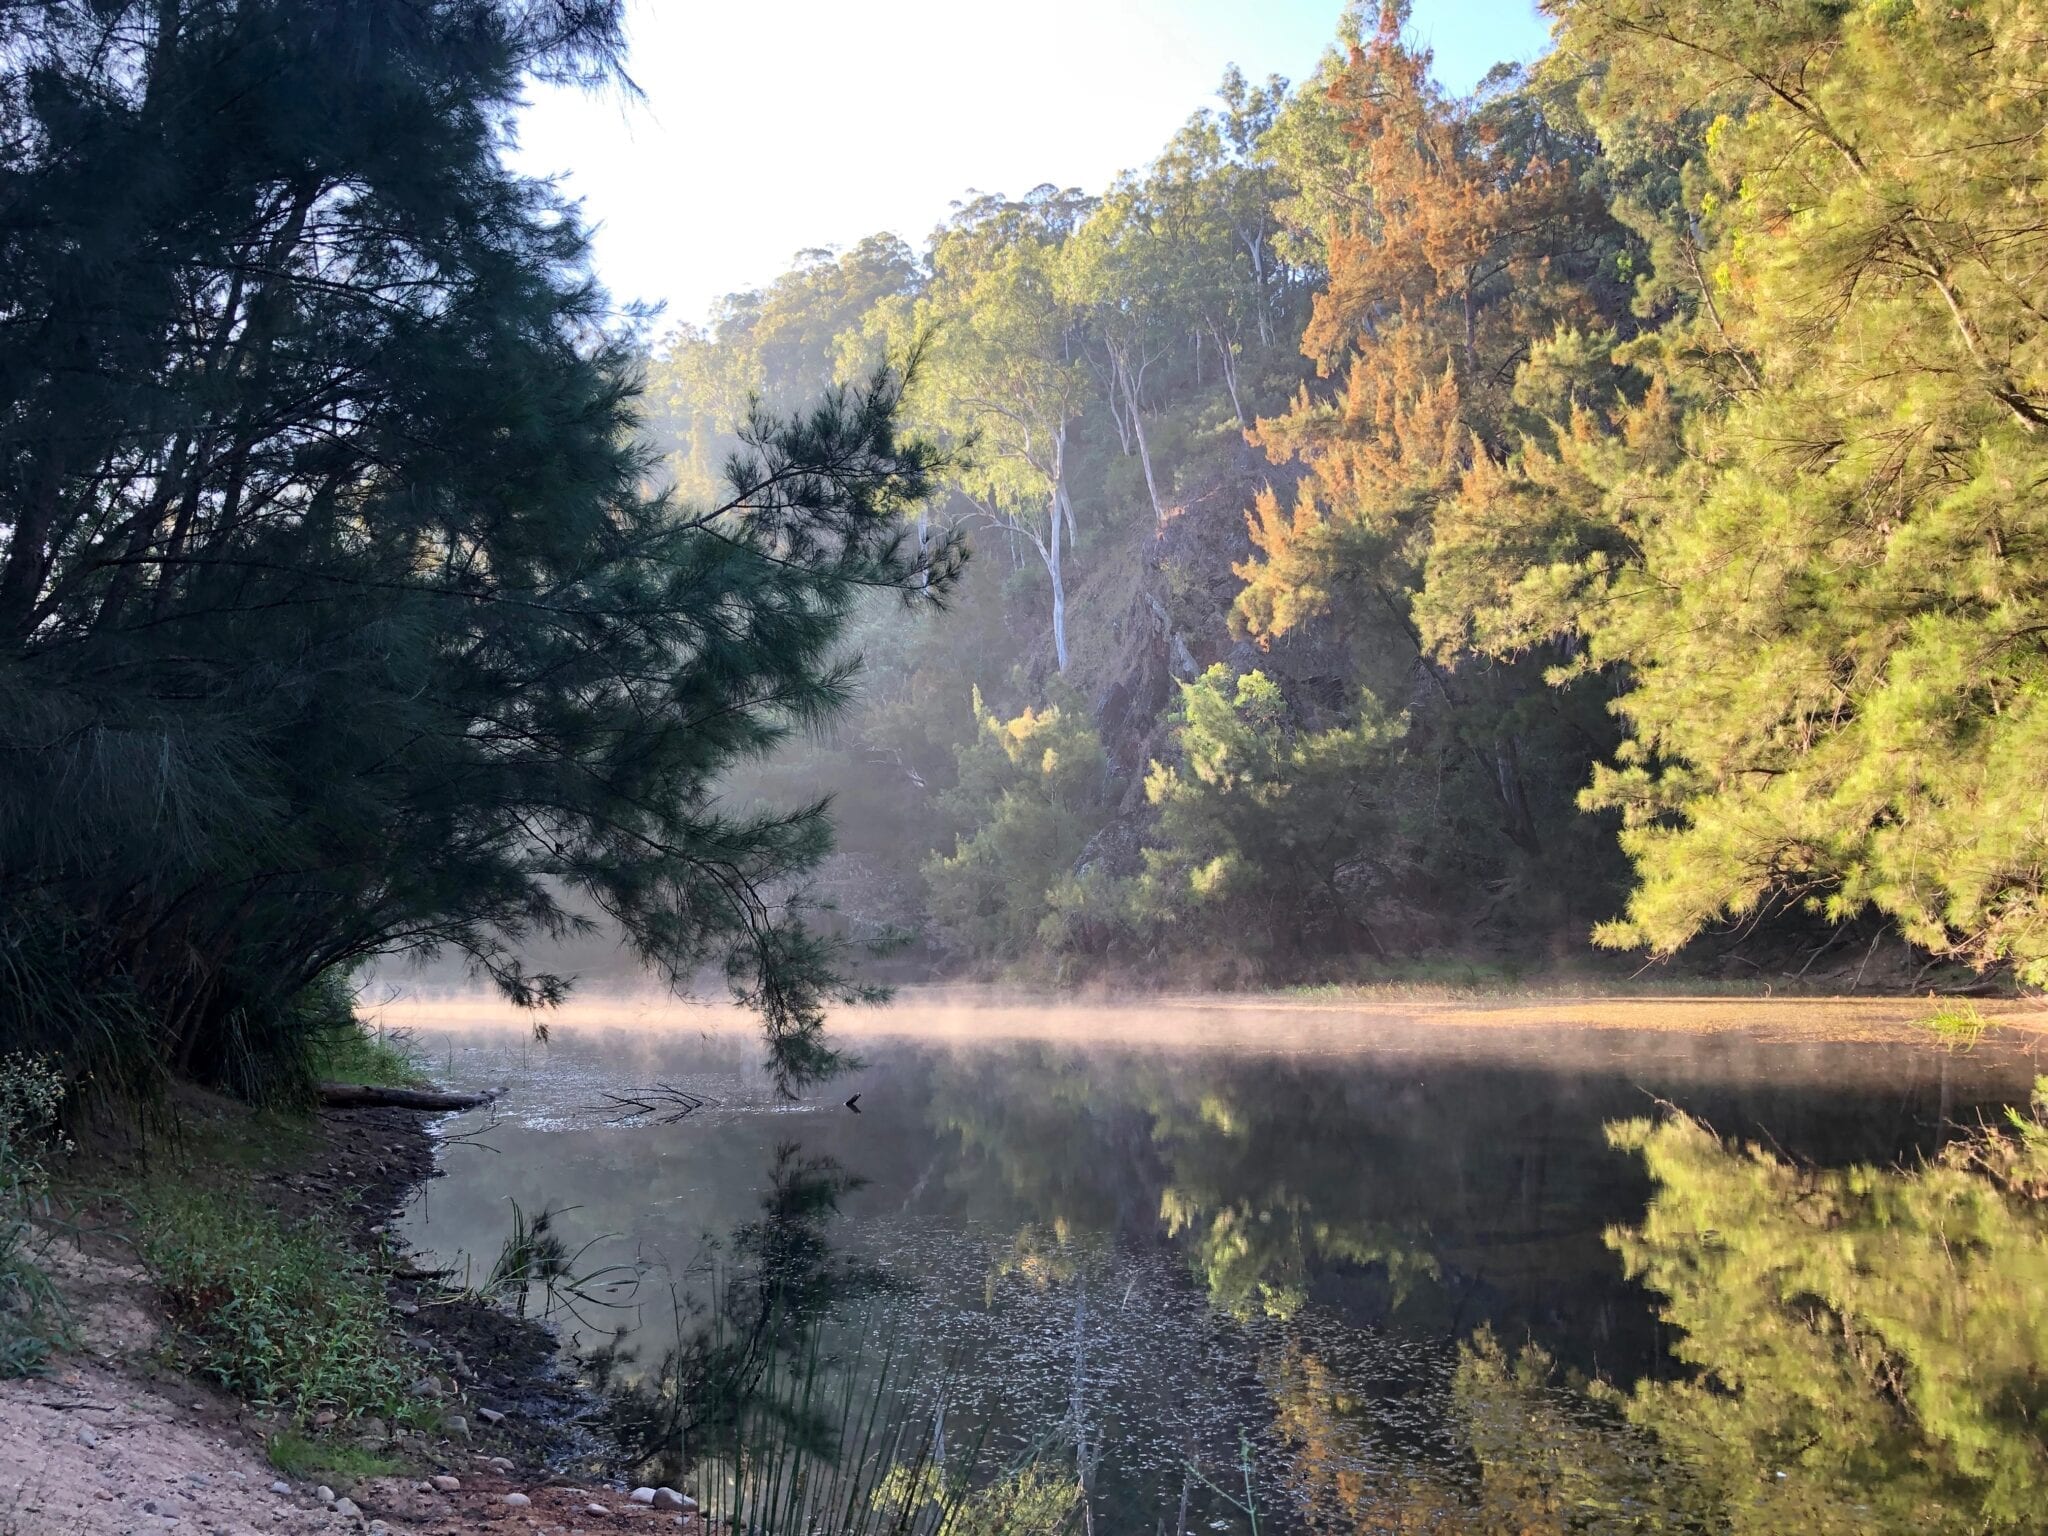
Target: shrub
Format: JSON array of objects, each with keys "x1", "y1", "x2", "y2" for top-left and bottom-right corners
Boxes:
[
  {"x1": 135, "y1": 1189, "x2": 407, "y2": 1420},
  {"x1": 923, "y1": 691, "x2": 1110, "y2": 963},
  {"x1": 0, "y1": 1053, "x2": 73, "y2": 1376},
  {"x1": 304, "y1": 1010, "x2": 428, "y2": 1091},
  {"x1": 1918, "y1": 999, "x2": 1996, "y2": 1050}
]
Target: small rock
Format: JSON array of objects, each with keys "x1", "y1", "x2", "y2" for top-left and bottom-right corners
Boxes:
[
  {"x1": 312, "y1": 1408, "x2": 337, "y2": 1427},
  {"x1": 332, "y1": 1498, "x2": 360, "y2": 1519},
  {"x1": 629, "y1": 1488, "x2": 656, "y2": 1505},
  {"x1": 368, "y1": 1524, "x2": 391, "y2": 1536},
  {"x1": 409, "y1": 1376, "x2": 443, "y2": 1398},
  {"x1": 488, "y1": 1456, "x2": 515, "y2": 1472},
  {"x1": 269, "y1": 1482, "x2": 291, "y2": 1497},
  {"x1": 359, "y1": 1416, "x2": 387, "y2": 1439},
  {"x1": 315, "y1": 1488, "x2": 336, "y2": 1505},
  {"x1": 443, "y1": 1413, "x2": 470, "y2": 1439},
  {"x1": 76, "y1": 1424, "x2": 98, "y2": 1448},
  {"x1": 396, "y1": 1301, "x2": 419, "y2": 1316},
  {"x1": 476, "y1": 1407, "x2": 506, "y2": 1426},
  {"x1": 585, "y1": 1504, "x2": 611, "y2": 1517},
  {"x1": 432, "y1": 1475, "x2": 461, "y2": 1493},
  {"x1": 652, "y1": 1489, "x2": 694, "y2": 1512},
  {"x1": 504, "y1": 1493, "x2": 531, "y2": 1509}
]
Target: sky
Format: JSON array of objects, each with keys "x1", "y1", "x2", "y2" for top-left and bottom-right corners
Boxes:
[{"x1": 512, "y1": 0, "x2": 1553, "y2": 332}]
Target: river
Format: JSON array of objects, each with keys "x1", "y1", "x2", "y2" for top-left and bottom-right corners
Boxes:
[{"x1": 384, "y1": 990, "x2": 2048, "y2": 1534}]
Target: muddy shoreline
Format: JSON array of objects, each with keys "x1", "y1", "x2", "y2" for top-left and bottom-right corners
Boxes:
[{"x1": 301, "y1": 1103, "x2": 604, "y2": 1478}]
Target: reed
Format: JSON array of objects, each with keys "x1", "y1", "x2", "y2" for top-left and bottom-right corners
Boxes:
[{"x1": 597, "y1": 1296, "x2": 1081, "y2": 1536}]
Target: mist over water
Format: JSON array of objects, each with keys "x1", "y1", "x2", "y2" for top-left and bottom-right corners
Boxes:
[{"x1": 390, "y1": 993, "x2": 2045, "y2": 1533}]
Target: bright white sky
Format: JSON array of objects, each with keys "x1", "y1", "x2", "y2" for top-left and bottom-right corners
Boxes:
[{"x1": 513, "y1": 0, "x2": 1553, "y2": 331}]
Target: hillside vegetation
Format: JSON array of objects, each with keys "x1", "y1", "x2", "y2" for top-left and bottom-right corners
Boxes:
[
  {"x1": 648, "y1": 0, "x2": 2048, "y2": 992},
  {"x1": 4, "y1": 0, "x2": 2046, "y2": 1101}
]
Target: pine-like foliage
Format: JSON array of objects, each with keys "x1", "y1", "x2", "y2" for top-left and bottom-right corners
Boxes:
[
  {"x1": 0, "y1": 1, "x2": 956, "y2": 1093},
  {"x1": 1550, "y1": 0, "x2": 2048, "y2": 981}
]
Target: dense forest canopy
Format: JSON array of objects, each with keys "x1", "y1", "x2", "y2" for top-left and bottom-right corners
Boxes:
[
  {"x1": 5, "y1": 0, "x2": 2047, "y2": 1095},
  {"x1": 646, "y1": 0, "x2": 2048, "y2": 993}
]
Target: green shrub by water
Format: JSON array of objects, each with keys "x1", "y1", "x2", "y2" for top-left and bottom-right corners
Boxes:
[
  {"x1": 1917, "y1": 999, "x2": 1996, "y2": 1049},
  {"x1": 134, "y1": 1187, "x2": 407, "y2": 1420}
]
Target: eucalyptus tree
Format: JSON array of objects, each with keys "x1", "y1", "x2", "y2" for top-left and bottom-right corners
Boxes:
[
  {"x1": 646, "y1": 234, "x2": 922, "y2": 506},
  {"x1": 0, "y1": 0, "x2": 956, "y2": 1094},
  {"x1": 885, "y1": 188, "x2": 1094, "y2": 672},
  {"x1": 1152, "y1": 68, "x2": 1299, "y2": 425},
  {"x1": 1065, "y1": 184, "x2": 1177, "y2": 522}
]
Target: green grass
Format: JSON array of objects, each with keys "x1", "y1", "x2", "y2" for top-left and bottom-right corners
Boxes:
[
  {"x1": 132, "y1": 1185, "x2": 411, "y2": 1421},
  {"x1": 169, "y1": 1102, "x2": 317, "y2": 1173},
  {"x1": 265, "y1": 1429, "x2": 402, "y2": 1485},
  {"x1": 1, "y1": 1052, "x2": 74, "y2": 1377},
  {"x1": 305, "y1": 1020, "x2": 428, "y2": 1088},
  {"x1": 0, "y1": 1207, "x2": 70, "y2": 1377},
  {"x1": 1918, "y1": 999, "x2": 1996, "y2": 1049}
]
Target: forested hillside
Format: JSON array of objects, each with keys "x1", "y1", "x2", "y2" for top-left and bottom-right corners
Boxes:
[
  {"x1": 641, "y1": 0, "x2": 2048, "y2": 988},
  {"x1": 6, "y1": 0, "x2": 2045, "y2": 1104}
]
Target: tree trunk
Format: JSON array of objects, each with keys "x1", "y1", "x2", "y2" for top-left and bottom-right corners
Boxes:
[
  {"x1": 1209, "y1": 319, "x2": 1248, "y2": 428},
  {"x1": 1048, "y1": 483, "x2": 1070, "y2": 673},
  {"x1": 1120, "y1": 359, "x2": 1164, "y2": 523},
  {"x1": 0, "y1": 451, "x2": 64, "y2": 634},
  {"x1": 1049, "y1": 425, "x2": 1073, "y2": 670},
  {"x1": 317, "y1": 1083, "x2": 499, "y2": 1110}
]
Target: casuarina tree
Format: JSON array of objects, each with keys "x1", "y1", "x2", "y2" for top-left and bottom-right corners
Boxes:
[{"x1": 0, "y1": 0, "x2": 959, "y2": 1096}]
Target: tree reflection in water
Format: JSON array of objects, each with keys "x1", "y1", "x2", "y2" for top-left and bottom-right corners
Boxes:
[
  {"x1": 1599, "y1": 1095, "x2": 2048, "y2": 1535},
  {"x1": 926, "y1": 1049, "x2": 2048, "y2": 1531},
  {"x1": 590, "y1": 1141, "x2": 891, "y2": 1482},
  {"x1": 1254, "y1": 1090, "x2": 2048, "y2": 1534},
  {"x1": 405, "y1": 1028, "x2": 2046, "y2": 1533}
]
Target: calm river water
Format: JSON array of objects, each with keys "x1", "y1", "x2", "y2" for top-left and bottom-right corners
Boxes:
[{"x1": 391, "y1": 994, "x2": 2047, "y2": 1534}]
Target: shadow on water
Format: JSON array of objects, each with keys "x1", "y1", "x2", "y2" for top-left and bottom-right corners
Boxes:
[{"x1": 399, "y1": 1015, "x2": 2048, "y2": 1533}]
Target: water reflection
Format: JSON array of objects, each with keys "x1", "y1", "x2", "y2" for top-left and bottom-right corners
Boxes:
[
  {"x1": 398, "y1": 1011, "x2": 2044, "y2": 1532},
  {"x1": 588, "y1": 1142, "x2": 890, "y2": 1482},
  {"x1": 1603, "y1": 1106, "x2": 2048, "y2": 1534}
]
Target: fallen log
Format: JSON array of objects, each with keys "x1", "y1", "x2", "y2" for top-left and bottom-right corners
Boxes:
[{"x1": 316, "y1": 1083, "x2": 499, "y2": 1111}]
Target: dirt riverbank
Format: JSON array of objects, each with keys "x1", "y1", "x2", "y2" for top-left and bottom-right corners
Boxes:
[{"x1": 1, "y1": 1100, "x2": 687, "y2": 1536}]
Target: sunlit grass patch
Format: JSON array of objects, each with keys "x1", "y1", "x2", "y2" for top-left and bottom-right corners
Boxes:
[
  {"x1": 1918, "y1": 999, "x2": 1996, "y2": 1050},
  {"x1": 306, "y1": 1020, "x2": 428, "y2": 1089},
  {"x1": 265, "y1": 1429, "x2": 402, "y2": 1485}
]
